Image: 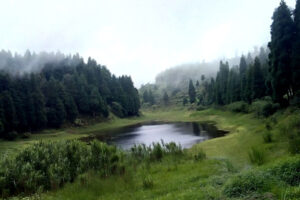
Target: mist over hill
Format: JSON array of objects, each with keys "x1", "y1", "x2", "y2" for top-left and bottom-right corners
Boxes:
[{"x1": 154, "y1": 46, "x2": 268, "y2": 91}]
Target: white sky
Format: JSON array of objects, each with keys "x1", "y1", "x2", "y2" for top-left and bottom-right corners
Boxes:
[{"x1": 0, "y1": 0, "x2": 295, "y2": 87}]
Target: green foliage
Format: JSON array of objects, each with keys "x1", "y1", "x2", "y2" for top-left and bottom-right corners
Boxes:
[
  {"x1": 110, "y1": 102, "x2": 125, "y2": 118},
  {"x1": 130, "y1": 141, "x2": 183, "y2": 162},
  {"x1": 223, "y1": 171, "x2": 271, "y2": 197},
  {"x1": 188, "y1": 80, "x2": 196, "y2": 104},
  {"x1": 142, "y1": 175, "x2": 154, "y2": 189},
  {"x1": 183, "y1": 97, "x2": 188, "y2": 106},
  {"x1": 280, "y1": 114, "x2": 300, "y2": 154},
  {"x1": 250, "y1": 100, "x2": 280, "y2": 117},
  {"x1": 268, "y1": 156, "x2": 300, "y2": 186},
  {"x1": 193, "y1": 148, "x2": 206, "y2": 161},
  {"x1": 268, "y1": 0, "x2": 294, "y2": 104},
  {"x1": 284, "y1": 186, "x2": 300, "y2": 199},
  {"x1": 163, "y1": 91, "x2": 169, "y2": 105},
  {"x1": 262, "y1": 131, "x2": 273, "y2": 143},
  {"x1": 288, "y1": 131, "x2": 300, "y2": 154},
  {"x1": 226, "y1": 101, "x2": 249, "y2": 113},
  {"x1": 248, "y1": 147, "x2": 266, "y2": 165},
  {"x1": 0, "y1": 52, "x2": 140, "y2": 139},
  {"x1": 0, "y1": 140, "x2": 123, "y2": 197},
  {"x1": 4, "y1": 131, "x2": 18, "y2": 141}
]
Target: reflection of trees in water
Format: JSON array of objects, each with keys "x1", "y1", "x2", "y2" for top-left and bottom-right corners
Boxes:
[{"x1": 192, "y1": 123, "x2": 200, "y2": 136}]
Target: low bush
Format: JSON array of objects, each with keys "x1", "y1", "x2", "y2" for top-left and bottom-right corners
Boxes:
[
  {"x1": 226, "y1": 101, "x2": 249, "y2": 113},
  {"x1": 196, "y1": 105, "x2": 206, "y2": 111},
  {"x1": 21, "y1": 132, "x2": 31, "y2": 139},
  {"x1": 284, "y1": 186, "x2": 300, "y2": 199},
  {"x1": 193, "y1": 148, "x2": 206, "y2": 161},
  {"x1": 250, "y1": 100, "x2": 280, "y2": 117},
  {"x1": 0, "y1": 140, "x2": 123, "y2": 197},
  {"x1": 4, "y1": 131, "x2": 18, "y2": 141},
  {"x1": 110, "y1": 102, "x2": 125, "y2": 118},
  {"x1": 142, "y1": 175, "x2": 154, "y2": 189},
  {"x1": 263, "y1": 131, "x2": 272, "y2": 143},
  {"x1": 248, "y1": 147, "x2": 266, "y2": 165},
  {"x1": 223, "y1": 171, "x2": 271, "y2": 197},
  {"x1": 280, "y1": 115, "x2": 300, "y2": 154},
  {"x1": 288, "y1": 131, "x2": 300, "y2": 154},
  {"x1": 268, "y1": 156, "x2": 300, "y2": 186}
]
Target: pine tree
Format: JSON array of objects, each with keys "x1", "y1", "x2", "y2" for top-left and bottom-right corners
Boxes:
[
  {"x1": 226, "y1": 67, "x2": 240, "y2": 103},
  {"x1": 163, "y1": 92, "x2": 169, "y2": 105},
  {"x1": 239, "y1": 56, "x2": 248, "y2": 101},
  {"x1": 188, "y1": 80, "x2": 196, "y2": 103},
  {"x1": 143, "y1": 90, "x2": 149, "y2": 103},
  {"x1": 268, "y1": 0, "x2": 294, "y2": 104},
  {"x1": 148, "y1": 90, "x2": 155, "y2": 105},
  {"x1": 215, "y1": 61, "x2": 229, "y2": 105},
  {"x1": 292, "y1": 0, "x2": 300, "y2": 92},
  {"x1": 252, "y1": 57, "x2": 265, "y2": 100}
]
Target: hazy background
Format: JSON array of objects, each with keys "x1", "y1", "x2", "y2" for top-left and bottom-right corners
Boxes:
[{"x1": 0, "y1": 0, "x2": 295, "y2": 87}]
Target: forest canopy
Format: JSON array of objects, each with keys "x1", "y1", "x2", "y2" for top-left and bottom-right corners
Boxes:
[{"x1": 0, "y1": 51, "x2": 140, "y2": 138}]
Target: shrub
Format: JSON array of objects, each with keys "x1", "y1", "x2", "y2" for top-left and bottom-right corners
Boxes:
[
  {"x1": 191, "y1": 147, "x2": 206, "y2": 161},
  {"x1": 110, "y1": 102, "x2": 125, "y2": 118},
  {"x1": 142, "y1": 175, "x2": 154, "y2": 189},
  {"x1": 0, "y1": 140, "x2": 123, "y2": 197},
  {"x1": 284, "y1": 187, "x2": 300, "y2": 199},
  {"x1": 196, "y1": 105, "x2": 206, "y2": 111},
  {"x1": 223, "y1": 171, "x2": 270, "y2": 197},
  {"x1": 268, "y1": 157, "x2": 300, "y2": 186},
  {"x1": 263, "y1": 132, "x2": 272, "y2": 143},
  {"x1": 250, "y1": 100, "x2": 279, "y2": 117},
  {"x1": 288, "y1": 131, "x2": 300, "y2": 154},
  {"x1": 248, "y1": 147, "x2": 266, "y2": 165},
  {"x1": 163, "y1": 142, "x2": 183, "y2": 156},
  {"x1": 150, "y1": 143, "x2": 163, "y2": 161},
  {"x1": 21, "y1": 132, "x2": 31, "y2": 139},
  {"x1": 226, "y1": 101, "x2": 249, "y2": 113},
  {"x1": 4, "y1": 131, "x2": 18, "y2": 141}
]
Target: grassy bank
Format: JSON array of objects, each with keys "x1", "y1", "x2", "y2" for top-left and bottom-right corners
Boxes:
[{"x1": 2, "y1": 107, "x2": 300, "y2": 199}]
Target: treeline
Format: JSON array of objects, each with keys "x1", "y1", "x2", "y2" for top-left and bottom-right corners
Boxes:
[
  {"x1": 192, "y1": 1, "x2": 300, "y2": 107},
  {"x1": 0, "y1": 52, "x2": 140, "y2": 139}
]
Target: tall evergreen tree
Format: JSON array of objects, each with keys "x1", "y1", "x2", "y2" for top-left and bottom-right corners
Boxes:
[
  {"x1": 163, "y1": 91, "x2": 169, "y2": 105},
  {"x1": 239, "y1": 55, "x2": 248, "y2": 101},
  {"x1": 252, "y1": 57, "x2": 265, "y2": 100},
  {"x1": 188, "y1": 80, "x2": 196, "y2": 103},
  {"x1": 292, "y1": 0, "x2": 300, "y2": 92},
  {"x1": 148, "y1": 90, "x2": 155, "y2": 105},
  {"x1": 226, "y1": 67, "x2": 240, "y2": 103},
  {"x1": 143, "y1": 90, "x2": 149, "y2": 103},
  {"x1": 268, "y1": 0, "x2": 294, "y2": 104},
  {"x1": 215, "y1": 61, "x2": 229, "y2": 105}
]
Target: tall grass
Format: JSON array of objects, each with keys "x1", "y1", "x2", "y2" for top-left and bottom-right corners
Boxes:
[{"x1": 248, "y1": 147, "x2": 266, "y2": 165}]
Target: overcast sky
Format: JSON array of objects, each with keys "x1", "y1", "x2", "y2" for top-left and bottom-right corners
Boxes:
[{"x1": 0, "y1": 0, "x2": 295, "y2": 87}]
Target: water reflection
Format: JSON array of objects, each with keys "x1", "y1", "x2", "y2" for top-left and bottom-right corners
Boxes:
[{"x1": 88, "y1": 122, "x2": 227, "y2": 149}]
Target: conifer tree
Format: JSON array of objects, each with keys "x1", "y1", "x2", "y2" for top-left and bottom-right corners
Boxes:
[
  {"x1": 252, "y1": 57, "x2": 265, "y2": 100},
  {"x1": 269, "y1": 0, "x2": 294, "y2": 104},
  {"x1": 163, "y1": 91, "x2": 169, "y2": 105},
  {"x1": 292, "y1": 0, "x2": 300, "y2": 92},
  {"x1": 188, "y1": 80, "x2": 196, "y2": 103}
]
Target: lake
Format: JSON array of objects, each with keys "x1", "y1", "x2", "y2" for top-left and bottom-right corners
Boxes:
[{"x1": 89, "y1": 121, "x2": 228, "y2": 149}]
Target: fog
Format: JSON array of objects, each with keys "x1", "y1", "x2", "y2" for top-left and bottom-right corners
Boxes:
[{"x1": 0, "y1": 0, "x2": 295, "y2": 87}]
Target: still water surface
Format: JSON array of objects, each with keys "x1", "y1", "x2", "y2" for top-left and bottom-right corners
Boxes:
[{"x1": 95, "y1": 122, "x2": 227, "y2": 149}]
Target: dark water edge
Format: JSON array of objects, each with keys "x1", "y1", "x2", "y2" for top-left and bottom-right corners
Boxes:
[{"x1": 81, "y1": 121, "x2": 228, "y2": 149}]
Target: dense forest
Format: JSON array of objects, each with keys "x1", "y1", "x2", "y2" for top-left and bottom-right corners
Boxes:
[
  {"x1": 142, "y1": 1, "x2": 300, "y2": 110},
  {"x1": 0, "y1": 52, "x2": 140, "y2": 139},
  {"x1": 192, "y1": 1, "x2": 300, "y2": 107}
]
